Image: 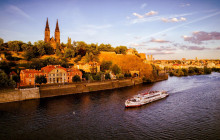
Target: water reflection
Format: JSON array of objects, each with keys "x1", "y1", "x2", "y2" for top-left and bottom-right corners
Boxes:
[{"x1": 0, "y1": 73, "x2": 220, "y2": 139}]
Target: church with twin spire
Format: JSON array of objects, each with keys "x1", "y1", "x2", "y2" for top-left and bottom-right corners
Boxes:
[{"x1": 44, "y1": 18, "x2": 60, "y2": 49}]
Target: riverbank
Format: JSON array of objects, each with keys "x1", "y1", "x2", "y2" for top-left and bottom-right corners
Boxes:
[{"x1": 0, "y1": 76, "x2": 168, "y2": 103}]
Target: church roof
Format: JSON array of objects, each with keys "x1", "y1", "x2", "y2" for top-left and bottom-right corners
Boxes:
[{"x1": 55, "y1": 19, "x2": 59, "y2": 31}]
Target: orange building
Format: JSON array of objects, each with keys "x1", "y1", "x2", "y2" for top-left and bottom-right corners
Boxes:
[
  {"x1": 20, "y1": 69, "x2": 43, "y2": 86},
  {"x1": 20, "y1": 65, "x2": 82, "y2": 86}
]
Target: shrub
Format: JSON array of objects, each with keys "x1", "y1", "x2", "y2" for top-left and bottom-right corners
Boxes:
[
  {"x1": 116, "y1": 73, "x2": 124, "y2": 79},
  {"x1": 72, "y1": 75, "x2": 81, "y2": 82},
  {"x1": 105, "y1": 73, "x2": 111, "y2": 80}
]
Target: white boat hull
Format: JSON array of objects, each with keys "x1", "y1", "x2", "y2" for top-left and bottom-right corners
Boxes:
[{"x1": 125, "y1": 91, "x2": 168, "y2": 108}]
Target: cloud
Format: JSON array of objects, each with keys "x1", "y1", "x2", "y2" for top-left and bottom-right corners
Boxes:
[
  {"x1": 132, "y1": 11, "x2": 158, "y2": 20},
  {"x1": 149, "y1": 38, "x2": 170, "y2": 43},
  {"x1": 177, "y1": 44, "x2": 209, "y2": 50},
  {"x1": 180, "y1": 3, "x2": 191, "y2": 7},
  {"x1": 130, "y1": 11, "x2": 220, "y2": 42},
  {"x1": 150, "y1": 52, "x2": 175, "y2": 55},
  {"x1": 131, "y1": 12, "x2": 193, "y2": 24},
  {"x1": 133, "y1": 13, "x2": 144, "y2": 19},
  {"x1": 161, "y1": 17, "x2": 186, "y2": 22},
  {"x1": 145, "y1": 11, "x2": 158, "y2": 16},
  {"x1": 183, "y1": 31, "x2": 220, "y2": 44},
  {"x1": 148, "y1": 46, "x2": 176, "y2": 51},
  {"x1": 141, "y1": 3, "x2": 147, "y2": 9},
  {"x1": 7, "y1": 5, "x2": 32, "y2": 20},
  {"x1": 215, "y1": 47, "x2": 220, "y2": 50},
  {"x1": 130, "y1": 42, "x2": 147, "y2": 47}
]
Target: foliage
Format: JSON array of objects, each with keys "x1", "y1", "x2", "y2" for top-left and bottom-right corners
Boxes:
[
  {"x1": 35, "y1": 75, "x2": 47, "y2": 85},
  {"x1": 100, "y1": 60, "x2": 112, "y2": 72},
  {"x1": 8, "y1": 41, "x2": 23, "y2": 52},
  {"x1": 115, "y1": 46, "x2": 127, "y2": 54},
  {"x1": 0, "y1": 38, "x2": 4, "y2": 46},
  {"x1": 124, "y1": 73, "x2": 132, "y2": 78},
  {"x1": 85, "y1": 52, "x2": 99, "y2": 63},
  {"x1": 204, "y1": 66, "x2": 211, "y2": 74},
  {"x1": 92, "y1": 73, "x2": 101, "y2": 81},
  {"x1": 72, "y1": 75, "x2": 81, "y2": 82},
  {"x1": 23, "y1": 45, "x2": 39, "y2": 60},
  {"x1": 74, "y1": 55, "x2": 82, "y2": 63},
  {"x1": 116, "y1": 73, "x2": 124, "y2": 79},
  {"x1": 142, "y1": 76, "x2": 152, "y2": 83},
  {"x1": 98, "y1": 43, "x2": 115, "y2": 52},
  {"x1": 111, "y1": 64, "x2": 121, "y2": 75},
  {"x1": 0, "y1": 61, "x2": 16, "y2": 74},
  {"x1": 64, "y1": 48, "x2": 75, "y2": 58},
  {"x1": 0, "y1": 70, "x2": 16, "y2": 89},
  {"x1": 105, "y1": 73, "x2": 111, "y2": 80}
]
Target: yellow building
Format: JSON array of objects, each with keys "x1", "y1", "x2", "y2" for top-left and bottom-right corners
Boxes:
[{"x1": 74, "y1": 62, "x2": 100, "y2": 73}]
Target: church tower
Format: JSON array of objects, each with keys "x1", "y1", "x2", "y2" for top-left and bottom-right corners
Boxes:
[
  {"x1": 55, "y1": 19, "x2": 60, "y2": 44},
  {"x1": 44, "y1": 18, "x2": 50, "y2": 43}
]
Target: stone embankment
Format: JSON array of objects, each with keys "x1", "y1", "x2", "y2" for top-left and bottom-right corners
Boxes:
[
  {"x1": 0, "y1": 88, "x2": 40, "y2": 103},
  {"x1": 0, "y1": 77, "x2": 167, "y2": 103},
  {"x1": 40, "y1": 78, "x2": 143, "y2": 98}
]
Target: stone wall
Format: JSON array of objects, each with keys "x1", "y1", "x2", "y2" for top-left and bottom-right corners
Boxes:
[
  {"x1": 0, "y1": 88, "x2": 40, "y2": 103},
  {"x1": 40, "y1": 78, "x2": 143, "y2": 98}
]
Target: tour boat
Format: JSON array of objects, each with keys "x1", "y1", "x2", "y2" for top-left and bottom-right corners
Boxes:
[{"x1": 125, "y1": 91, "x2": 169, "y2": 108}]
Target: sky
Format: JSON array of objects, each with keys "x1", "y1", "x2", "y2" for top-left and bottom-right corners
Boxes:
[{"x1": 0, "y1": 0, "x2": 220, "y2": 60}]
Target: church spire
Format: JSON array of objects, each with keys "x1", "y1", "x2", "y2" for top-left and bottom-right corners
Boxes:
[
  {"x1": 55, "y1": 19, "x2": 59, "y2": 31},
  {"x1": 45, "y1": 17, "x2": 50, "y2": 31}
]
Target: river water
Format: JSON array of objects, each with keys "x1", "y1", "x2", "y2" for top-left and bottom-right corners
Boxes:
[{"x1": 1, "y1": 73, "x2": 220, "y2": 140}]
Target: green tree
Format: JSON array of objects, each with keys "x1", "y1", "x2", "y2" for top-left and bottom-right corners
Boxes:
[
  {"x1": 98, "y1": 43, "x2": 114, "y2": 52},
  {"x1": 204, "y1": 66, "x2": 211, "y2": 74},
  {"x1": 76, "y1": 41, "x2": 87, "y2": 56},
  {"x1": 64, "y1": 48, "x2": 75, "y2": 58},
  {"x1": 105, "y1": 73, "x2": 111, "y2": 80},
  {"x1": 100, "y1": 60, "x2": 112, "y2": 72},
  {"x1": 0, "y1": 38, "x2": 4, "y2": 46},
  {"x1": 72, "y1": 75, "x2": 81, "y2": 82},
  {"x1": 0, "y1": 70, "x2": 16, "y2": 88},
  {"x1": 112, "y1": 64, "x2": 121, "y2": 75},
  {"x1": 23, "y1": 45, "x2": 39, "y2": 60},
  {"x1": 35, "y1": 75, "x2": 47, "y2": 85},
  {"x1": 8, "y1": 41, "x2": 23, "y2": 52},
  {"x1": 115, "y1": 46, "x2": 127, "y2": 54}
]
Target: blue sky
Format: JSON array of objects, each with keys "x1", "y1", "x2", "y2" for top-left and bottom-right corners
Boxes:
[{"x1": 0, "y1": 0, "x2": 220, "y2": 59}]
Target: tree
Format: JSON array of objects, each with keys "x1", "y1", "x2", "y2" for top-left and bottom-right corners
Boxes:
[
  {"x1": 100, "y1": 60, "x2": 112, "y2": 72},
  {"x1": 8, "y1": 41, "x2": 23, "y2": 52},
  {"x1": 35, "y1": 75, "x2": 47, "y2": 85},
  {"x1": 98, "y1": 43, "x2": 114, "y2": 52},
  {"x1": 115, "y1": 46, "x2": 127, "y2": 54},
  {"x1": 23, "y1": 46, "x2": 39, "y2": 60},
  {"x1": 72, "y1": 75, "x2": 81, "y2": 82},
  {"x1": 105, "y1": 73, "x2": 111, "y2": 80},
  {"x1": 0, "y1": 38, "x2": 4, "y2": 46},
  {"x1": 64, "y1": 48, "x2": 75, "y2": 58},
  {"x1": 0, "y1": 70, "x2": 16, "y2": 88},
  {"x1": 111, "y1": 64, "x2": 121, "y2": 75}
]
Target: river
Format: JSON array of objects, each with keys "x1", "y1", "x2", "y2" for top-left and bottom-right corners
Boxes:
[{"x1": 1, "y1": 73, "x2": 220, "y2": 140}]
